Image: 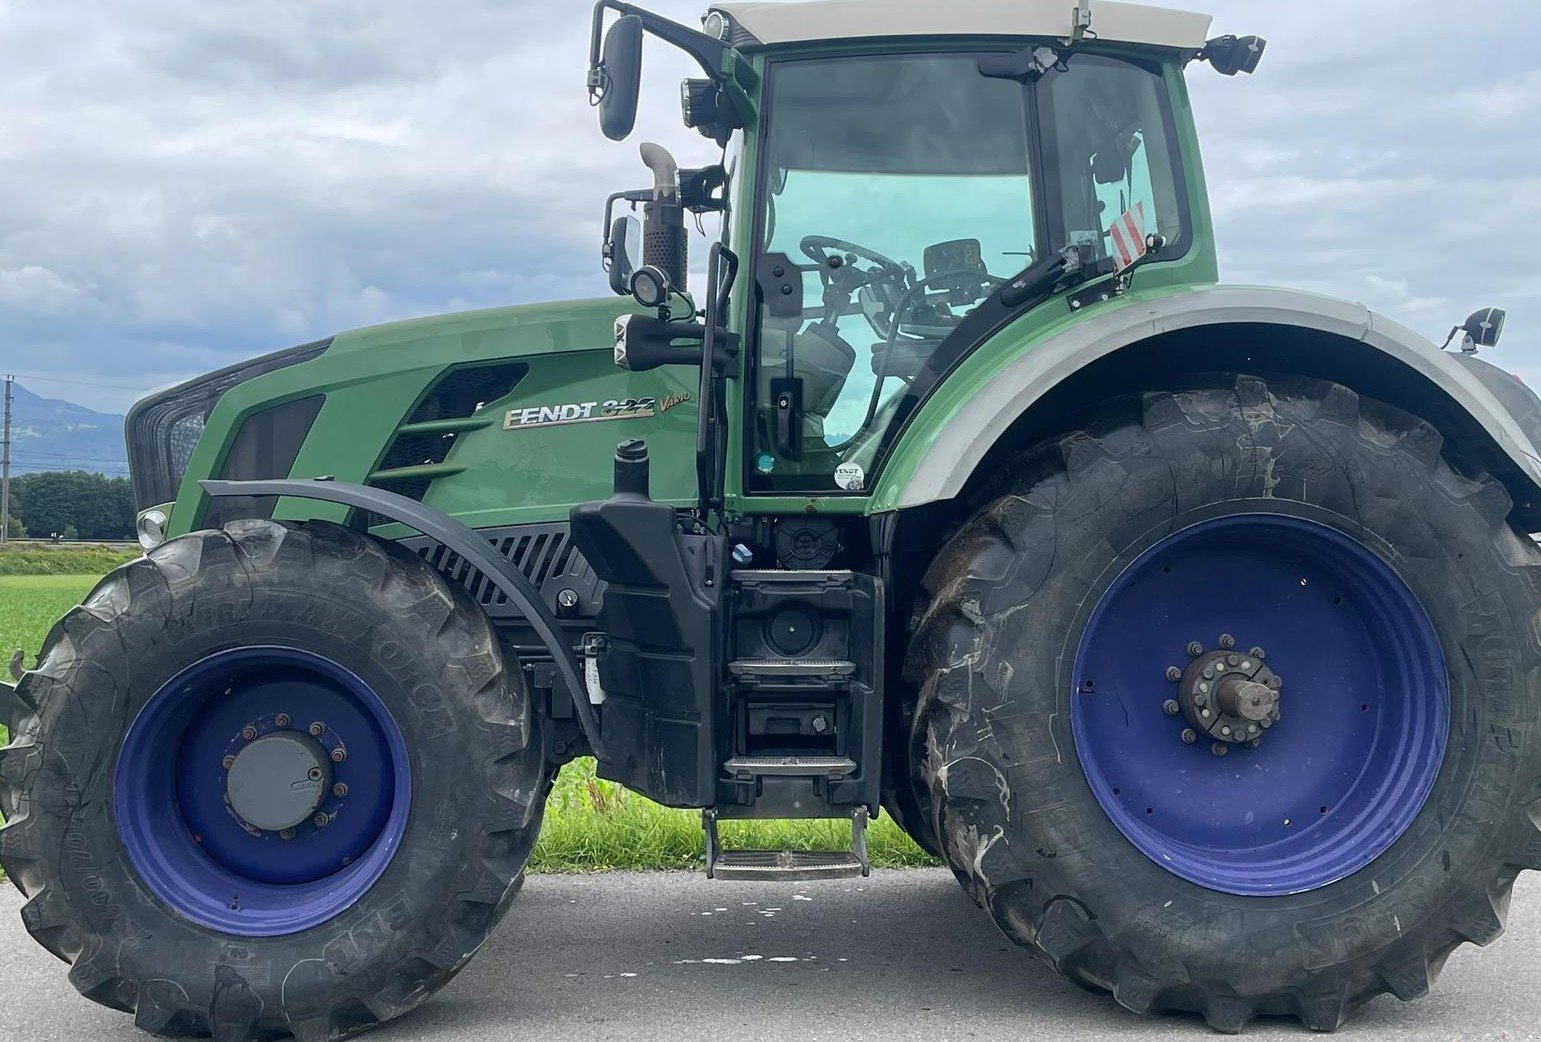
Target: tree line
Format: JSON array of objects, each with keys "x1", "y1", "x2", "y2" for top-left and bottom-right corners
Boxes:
[{"x1": 3, "y1": 471, "x2": 137, "y2": 541}]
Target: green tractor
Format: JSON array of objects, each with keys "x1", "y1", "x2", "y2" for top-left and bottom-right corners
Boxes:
[{"x1": 4, "y1": 0, "x2": 1540, "y2": 1036}]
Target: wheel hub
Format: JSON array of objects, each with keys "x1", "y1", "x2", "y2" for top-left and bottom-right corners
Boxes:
[
  {"x1": 226, "y1": 732, "x2": 332, "y2": 833},
  {"x1": 1171, "y1": 641, "x2": 1283, "y2": 748}
]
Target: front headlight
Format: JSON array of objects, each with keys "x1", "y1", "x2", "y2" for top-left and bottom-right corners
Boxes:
[
  {"x1": 125, "y1": 337, "x2": 331, "y2": 510},
  {"x1": 136, "y1": 506, "x2": 169, "y2": 551}
]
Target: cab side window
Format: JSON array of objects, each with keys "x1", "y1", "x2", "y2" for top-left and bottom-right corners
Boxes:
[{"x1": 1046, "y1": 55, "x2": 1185, "y2": 262}]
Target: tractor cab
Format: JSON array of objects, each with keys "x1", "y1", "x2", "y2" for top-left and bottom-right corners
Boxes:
[{"x1": 591, "y1": 0, "x2": 1261, "y2": 500}]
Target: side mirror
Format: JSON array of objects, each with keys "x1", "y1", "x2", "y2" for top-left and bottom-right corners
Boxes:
[
  {"x1": 598, "y1": 15, "x2": 644, "y2": 142},
  {"x1": 607, "y1": 215, "x2": 642, "y2": 296}
]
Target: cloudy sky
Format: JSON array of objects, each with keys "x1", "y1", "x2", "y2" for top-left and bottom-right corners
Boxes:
[{"x1": 0, "y1": 0, "x2": 1537, "y2": 414}]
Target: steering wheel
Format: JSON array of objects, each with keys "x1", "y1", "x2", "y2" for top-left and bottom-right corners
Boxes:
[
  {"x1": 799, "y1": 235, "x2": 907, "y2": 275},
  {"x1": 799, "y1": 235, "x2": 914, "y2": 339}
]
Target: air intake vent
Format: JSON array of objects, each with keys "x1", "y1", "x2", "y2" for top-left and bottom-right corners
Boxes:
[
  {"x1": 406, "y1": 522, "x2": 605, "y2": 619},
  {"x1": 367, "y1": 361, "x2": 528, "y2": 503}
]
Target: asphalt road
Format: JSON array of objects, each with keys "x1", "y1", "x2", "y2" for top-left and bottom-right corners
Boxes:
[{"x1": 3, "y1": 869, "x2": 1540, "y2": 1042}]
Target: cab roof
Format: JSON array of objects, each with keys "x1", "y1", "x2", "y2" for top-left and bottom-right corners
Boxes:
[{"x1": 708, "y1": 0, "x2": 1213, "y2": 51}]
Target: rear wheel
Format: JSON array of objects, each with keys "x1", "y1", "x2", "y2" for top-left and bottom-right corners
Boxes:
[
  {"x1": 906, "y1": 375, "x2": 1541, "y2": 1030},
  {"x1": 0, "y1": 520, "x2": 546, "y2": 1041}
]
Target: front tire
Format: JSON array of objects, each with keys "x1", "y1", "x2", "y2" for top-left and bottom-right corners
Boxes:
[
  {"x1": 0, "y1": 520, "x2": 546, "y2": 1041},
  {"x1": 906, "y1": 375, "x2": 1541, "y2": 1031}
]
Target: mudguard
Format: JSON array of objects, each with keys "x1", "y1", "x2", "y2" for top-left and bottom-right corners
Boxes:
[
  {"x1": 201, "y1": 477, "x2": 605, "y2": 760},
  {"x1": 874, "y1": 285, "x2": 1541, "y2": 514}
]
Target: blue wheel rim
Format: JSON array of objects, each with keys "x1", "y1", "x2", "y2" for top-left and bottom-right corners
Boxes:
[
  {"x1": 1071, "y1": 514, "x2": 1449, "y2": 896},
  {"x1": 115, "y1": 647, "x2": 411, "y2": 936}
]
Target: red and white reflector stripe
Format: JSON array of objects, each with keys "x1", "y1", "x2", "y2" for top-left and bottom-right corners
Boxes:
[{"x1": 1108, "y1": 201, "x2": 1149, "y2": 273}]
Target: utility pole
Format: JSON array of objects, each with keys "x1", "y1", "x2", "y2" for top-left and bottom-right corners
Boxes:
[{"x1": 1, "y1": 374, "x2": 12, "y2": 545}]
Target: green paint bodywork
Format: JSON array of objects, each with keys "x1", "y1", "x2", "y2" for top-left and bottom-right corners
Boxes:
[
  {"x1": 162, "y1": 41, "x2": 1219, "y2": 540},
  {"x1": 165, "y1": 299, "x2": 702, "y2": 539}
]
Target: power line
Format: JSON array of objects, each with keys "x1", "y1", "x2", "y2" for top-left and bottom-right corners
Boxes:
[
  {"x1": 12, "y1": 449, "x2": 131, "y2": 464},
  {"x1": 8, "y1": 372, "x2": 158, "y2": 394}
]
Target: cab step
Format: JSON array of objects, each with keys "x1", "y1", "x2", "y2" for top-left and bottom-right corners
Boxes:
[
  {"x1": 727, "y1": 659, "x2": 856, "y2": 687},
  {"x1": 724, "y1": 755, "x2": 857, "y2": 780},
  {"x1": 703, "y1": 807, "x2": 871, "y2": 882}
]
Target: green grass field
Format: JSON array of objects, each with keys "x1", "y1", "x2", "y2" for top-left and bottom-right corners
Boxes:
[
  {"x1": 0, "y1": 573, "x2": 102, "y2": 671},
  {"x1": 0, "y1": 569, "x2": 936, "y2": 872},
  {"x1": 0, "y1": 543, "x2": 141, "y2": 577}
]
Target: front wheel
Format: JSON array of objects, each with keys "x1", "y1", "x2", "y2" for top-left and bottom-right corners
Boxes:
[
  {"x1": 0, "y1": 520, "x2": 547, "y2": 1041},
  {"x1": 906, "y1": 375, "x2": 1541, "y2": 1031}
]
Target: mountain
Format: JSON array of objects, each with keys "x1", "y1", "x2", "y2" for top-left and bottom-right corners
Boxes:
[{"x1": 4, "y1": 383, "x2": 129, "y2": 477}]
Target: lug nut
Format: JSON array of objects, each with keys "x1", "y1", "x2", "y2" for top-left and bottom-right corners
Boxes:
[
  {"x1": 280, "y1": 828, "x2": 295, "y2": 841},
  {"x1": 1163, "y1": 699, "x2": 1180, "y2": 716},
  {"x1": 1202, "y1": 666, "x2": 1215, "y2": 680},
  {"x1": 1194, "y1": 694, "x2": 1207, "y2": 707},
  {"x1": 313, "y1": 813, "x2": 329, "y2": 828},
  {"x1": 1166, "y1": 666, "x2": 1182, "y2": 682},
  {"x1": 1212, "y1": 743, "x2": 1230, "y2": 757},
  {"x1": 1181, "y1": 729, "x2": 1198, "y2": 745},
  {"x1": 275, "y1": 713, "x2": 291, "y2": 728},
  {"x1": 1250, "y1": 647, "x2": 1266, "y2": 659},
  {"x1": 1187, "y1": 641, "x2": 1205, "y2": 657},
  {"x1": 221, "y1": 755, "x2": 236, "y2": 770},
  {"x1": 333, "y1": 782, "x2": 349, "y2": 798},
  {"x1": 1220, "y1": 725, "x2": 1232, "y2": 736},
  {"x1": 1219, "y1": 634, "x2": 1236, "y2": 650},
  {"x1": 308, "y1": 722, "x2": 325, "y2": 737},
  {"x1": 331, "y1": 748, "x2": 347, "y2": 763},
  {"x1": 240, "y1": 725, "x2": 258, "y2": 741}
]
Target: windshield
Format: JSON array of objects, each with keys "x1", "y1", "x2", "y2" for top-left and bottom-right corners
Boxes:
[{"x1": 748, "y1": 50, "x2": 1186, "y2": 494}]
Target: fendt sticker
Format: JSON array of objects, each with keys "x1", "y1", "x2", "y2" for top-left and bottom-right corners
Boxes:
[
  {"x1": 504, "y1": 395, "x2": 691, "y2": 431},
  {"x1": 504, "y1": 399, "x2": 652, "y2": 430}
]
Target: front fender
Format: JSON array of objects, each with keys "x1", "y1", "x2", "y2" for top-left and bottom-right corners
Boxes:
[{"x1": 872, "y1": 285, "x2": 1541, "y2": 513}]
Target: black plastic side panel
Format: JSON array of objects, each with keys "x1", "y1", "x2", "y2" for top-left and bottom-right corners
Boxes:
[
  {"x1": 724, "y1": 572, "x2": 884, "y2": 813},
  {"x1": 569, "y1": 495, "x2": 727, "y2": 808},
  {"x1": 203, "y1": 395, "x2": 326, "y2": 528}
]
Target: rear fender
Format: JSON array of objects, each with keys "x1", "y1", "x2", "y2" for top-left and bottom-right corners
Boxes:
[{"x1": 873, "y1": 286, "x2": 1541, "y2": 519}]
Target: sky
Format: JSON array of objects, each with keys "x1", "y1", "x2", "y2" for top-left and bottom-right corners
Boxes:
[{"x1": 0, "y1": 0, "x2": 1537, "y2": 414}]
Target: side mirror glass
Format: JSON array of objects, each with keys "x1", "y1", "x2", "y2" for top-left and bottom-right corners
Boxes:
[
  {"x1": 599, "y1": 15, "x2": 644, "y2": 142},
  {"x1": 608, "y1": 215, "x2": 642, "y2": 296}
]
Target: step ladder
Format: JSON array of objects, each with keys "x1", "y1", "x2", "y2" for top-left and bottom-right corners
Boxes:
[
  {"x1": 704, "y1": 753, "x2": 871, "y2": 881},
  {"x1": 703, "y1": 806, "x2": 870, "y2": 881}
]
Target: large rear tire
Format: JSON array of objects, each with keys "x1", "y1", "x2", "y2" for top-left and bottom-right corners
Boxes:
[
  {"x1": 0, "y1": 520, "x2": 546, "y2": 1041},
  {"x1": 905, "y1": 375, "x2": 1541, "y2": 1031}
]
